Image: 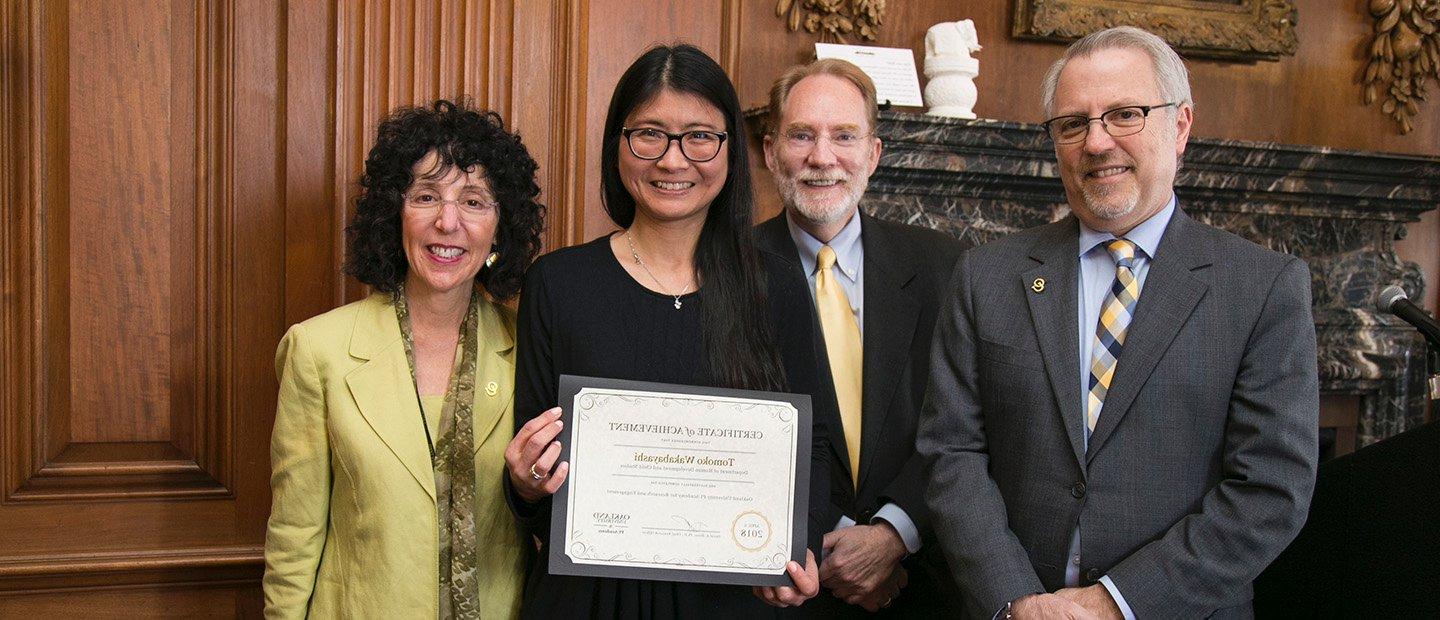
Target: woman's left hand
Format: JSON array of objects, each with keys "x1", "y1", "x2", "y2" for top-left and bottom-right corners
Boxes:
[{"x1": 752, "y1": 549, "x2": 820, "y2": 607}]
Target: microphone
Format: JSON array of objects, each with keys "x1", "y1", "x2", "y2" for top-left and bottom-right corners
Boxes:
[{"x1": 1378, "y1": 285, "x2": 1440, "y2": 347}]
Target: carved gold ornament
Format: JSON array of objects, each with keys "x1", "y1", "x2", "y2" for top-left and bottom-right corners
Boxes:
[
  {"x1": 1013, "y1": 1, "x2": 1298, "y2": 62},
  {"x1": 1363, "y1": 0, "x2": 1440, "y2": 134},
  {"x1": 775, "y1": 0, "x2": 887, "y2": 43}
]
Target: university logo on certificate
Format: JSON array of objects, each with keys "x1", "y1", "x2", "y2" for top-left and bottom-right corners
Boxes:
[{"x1": 548, "y1": 375, "x2": 813, "y2": 587}]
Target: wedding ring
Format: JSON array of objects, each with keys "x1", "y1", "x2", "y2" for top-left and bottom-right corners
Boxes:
[{"x1": 529, "y1": 463, "x2": 545, "y2": 481}]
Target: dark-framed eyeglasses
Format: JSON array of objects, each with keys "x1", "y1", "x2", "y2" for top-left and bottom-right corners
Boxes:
[
  {"x1": 621, "y1": 127, "x2": 728, "y2": 162},
  {"x1": 1042, "y1": 102, "x2": 1179, "y2": 145}
]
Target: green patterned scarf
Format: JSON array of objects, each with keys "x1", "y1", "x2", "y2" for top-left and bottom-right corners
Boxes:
[{"x1": 395, "y1": 284, "x2": 481, "y2": 619}]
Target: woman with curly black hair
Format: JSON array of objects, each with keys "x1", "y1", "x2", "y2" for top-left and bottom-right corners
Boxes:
[{"x1": 263, "y1": 99, "x2": 543, "y2": 619}]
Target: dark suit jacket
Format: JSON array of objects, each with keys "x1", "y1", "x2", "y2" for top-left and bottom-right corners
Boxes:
[
  {"x1": 757, "y1": 211, "x2": 967, "y2": 617},
  {"x1": 918, "y1": 207, "x2": 1320, "y2": 618}
]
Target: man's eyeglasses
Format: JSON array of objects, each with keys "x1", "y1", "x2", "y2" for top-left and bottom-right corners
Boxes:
[
  {"x1": 776, "y1": 128, "x2": 873, "y2": 151},
  {"x1": 622, "y1": 127, "x2": 728, "y2": 162},
  {"x1": 1042, "y1": 102, "x2": 1179, "y2": 144}
]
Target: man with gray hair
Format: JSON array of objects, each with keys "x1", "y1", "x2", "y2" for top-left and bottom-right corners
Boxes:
[{"x1": 919, "y1": 26, "x2": 1318, "y2": 618}]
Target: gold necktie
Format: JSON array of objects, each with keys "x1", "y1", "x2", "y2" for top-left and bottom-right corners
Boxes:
[
  {"x1": 1087, "y1": 239, "x2": 1139, "y2": 434},
  {"x1": 816, "y1": 245, "x2": 863, "y2": 487}
]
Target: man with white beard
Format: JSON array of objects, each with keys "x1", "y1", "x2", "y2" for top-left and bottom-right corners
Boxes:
[{"x1": 754, "y1": 58, "x2": 966, "y2": 617}]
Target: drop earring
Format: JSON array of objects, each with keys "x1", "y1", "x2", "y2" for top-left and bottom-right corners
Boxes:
[{"x1": 485, "y1": 251, "x2": 499, "y2": 268}]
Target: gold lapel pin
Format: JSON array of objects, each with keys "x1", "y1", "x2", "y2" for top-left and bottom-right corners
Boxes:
[
  {"x1": 485, "y1": 381, "x2": 499, "y2": 397},
  {"x1": 1031, "y1": 278, "x2": 1046, "y2": 293}
]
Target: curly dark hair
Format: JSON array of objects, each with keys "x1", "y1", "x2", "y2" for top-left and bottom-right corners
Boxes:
[{"x1": 344, "y1": 99, "x2": 544, "y2": 301}]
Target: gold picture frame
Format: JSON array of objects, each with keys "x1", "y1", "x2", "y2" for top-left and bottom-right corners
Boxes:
[{"x1": 1013, "y1": 0, "x2": 1298, "y2": 62}]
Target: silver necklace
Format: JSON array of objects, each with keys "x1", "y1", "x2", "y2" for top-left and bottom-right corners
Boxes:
[{"x1": 624, "y1": 230, "x2": 690, "y2": 310}]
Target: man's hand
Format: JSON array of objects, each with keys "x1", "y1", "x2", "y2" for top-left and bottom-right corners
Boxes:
[
  {"x1": 1011, "y1": 593, "x2": 1101, "y2": 620},
  {"x1": 820, "y1": 522, "x2": 908, "y2": 609},
  {"x1": 1056, "y1": 585, "x2": 1123, "y2": 620},
  {"x1": 843, "y1": 565, "x2": 907, "y2": 612}
]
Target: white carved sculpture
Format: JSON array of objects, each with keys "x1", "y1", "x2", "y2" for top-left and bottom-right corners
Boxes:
[{"x1": 924, "y1": 20, "x2": 982, "y2": 119}]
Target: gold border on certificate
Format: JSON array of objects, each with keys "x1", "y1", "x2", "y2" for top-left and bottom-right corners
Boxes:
[{"x1": 565, "y1": 387, "x2": 799, "y2": 574}]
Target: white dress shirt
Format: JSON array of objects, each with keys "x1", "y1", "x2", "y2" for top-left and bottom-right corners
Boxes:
[{"x1": 785, "y1": 211, "x2": 922, "y2": 554}]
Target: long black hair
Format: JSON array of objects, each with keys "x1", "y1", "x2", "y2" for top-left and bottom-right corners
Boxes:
[{"x1": 600, "y1": 44, "x2": 786, "y2": 392}]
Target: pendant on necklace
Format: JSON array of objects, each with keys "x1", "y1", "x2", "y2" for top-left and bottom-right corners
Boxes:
[{"x1": 673, "y1": 298, "x2": 682, "y2": 310}]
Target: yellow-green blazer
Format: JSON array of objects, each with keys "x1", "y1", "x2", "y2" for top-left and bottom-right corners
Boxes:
[{"x1": 262, "y1": 293, "x2": 526, "y2": 619}]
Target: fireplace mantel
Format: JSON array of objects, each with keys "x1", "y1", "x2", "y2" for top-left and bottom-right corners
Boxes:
[{"x1": 749, "y1": 110, "x2": 1440, "y2": 446}]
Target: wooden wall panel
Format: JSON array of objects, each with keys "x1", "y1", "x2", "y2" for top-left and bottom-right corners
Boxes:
[
  {"x1": 3, "y1": 0, "x2": 231, "y2": 502},
  {"x1": 2, "y1": 0, "x2": 276, "y2": 610},
  {"x1": 0, "y1": 582, "x2": 261, "y2": 618},
  {"x1": 282, "y1": 0, "x2": 339, "y2": 328},
  {"x1": 515, "y1": 0, "x2": 584, "y2": 250},
  {"x1": 65, "y1": 0, "x2": 183, "y2": 443}
]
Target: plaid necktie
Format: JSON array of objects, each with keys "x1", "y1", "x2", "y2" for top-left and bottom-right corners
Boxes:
[
  {"x1": 816, "y1": 245, "x2": 863, "y2": 487},
  {"x1": 1087, "y1": 239, "x2": 1139, "y2": 433}
]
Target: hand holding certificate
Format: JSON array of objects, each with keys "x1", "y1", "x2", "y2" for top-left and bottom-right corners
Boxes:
[
  {"x1": 548, "y1": 375, "x2": 813, "y2": 588},
  {"x1": 506, "y1": 407, "x2": 569, "y2": 504}
]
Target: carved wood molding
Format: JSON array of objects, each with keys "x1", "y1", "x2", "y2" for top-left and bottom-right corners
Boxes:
[
  {"x1": 1363, "y1": 0, "x2": 1440, "y2": 134},
  {"x1": 1013, "y1": 0, "x2": 1298, "y2": 62},
  {"x1": 0, "y1": 546, "x2": 262, "y2": 594},
  {"x1": 545, "y1": 0, "x2": 587, "y2": 250},
  {"x1": 775, "y1": 0, "x2": 887, "y2": 44}
]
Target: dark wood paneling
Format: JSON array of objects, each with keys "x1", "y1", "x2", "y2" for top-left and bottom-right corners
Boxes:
[
  {"x1": 0, "y1": 546, "x2": 262, "y2": 594},
  {"x1": 1, "y1": 0, "x2": 280, "y2": 608},
  {"x1": 516, "y1": 0, "x2": 585, "y2": 250},
  {"x1": 0, "y1": 578, "x2": 261, "y2": 617},
  {"x1": 66, "y1": 0, "x2": 180, "y2": 443},
  {"x1": 282, "y1": 0, "x2": 339, "y2": 328},
  {"x1": 3, "y1": 0, "x2": 232, "y2": 503}
]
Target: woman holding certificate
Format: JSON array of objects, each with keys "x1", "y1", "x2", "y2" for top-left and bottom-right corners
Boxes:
[
  {"x1": 503, "y1": 45, "x2": 835, "y2": 618},
  {"x1": 264, "y1": 100, "x2": 544, "y2": 619}
]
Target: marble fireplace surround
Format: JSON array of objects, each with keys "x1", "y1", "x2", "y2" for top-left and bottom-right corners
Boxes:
[{"x1": 748, "y1": 110, "x2": 1440, "y2": 447}]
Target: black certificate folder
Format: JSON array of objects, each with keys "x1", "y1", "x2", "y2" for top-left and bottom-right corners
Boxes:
[{"x1": 550, "y1": 374, "x2": 812, "y2": 587}]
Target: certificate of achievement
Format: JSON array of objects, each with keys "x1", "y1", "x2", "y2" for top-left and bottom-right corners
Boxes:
[{"x1": 548, "y1": 375, "x2": 812, "y2": 587}]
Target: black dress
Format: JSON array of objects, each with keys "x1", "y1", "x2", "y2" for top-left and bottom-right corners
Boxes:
[{"x1": 509, "y1": 234, "x2": 837, "y2": 619}]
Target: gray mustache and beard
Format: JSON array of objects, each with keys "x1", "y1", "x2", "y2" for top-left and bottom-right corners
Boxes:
[
  {"x1": 775, "y1": 171, "x2": 867, "y2": 226},
  {"x1": 1076, "y1": 152, "x2": 1140, "y2": 222}
]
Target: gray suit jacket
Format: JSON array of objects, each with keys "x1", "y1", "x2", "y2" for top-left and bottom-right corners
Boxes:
[{"x1": 918, "y1": 207, "x2": 1319, "y2": 618}]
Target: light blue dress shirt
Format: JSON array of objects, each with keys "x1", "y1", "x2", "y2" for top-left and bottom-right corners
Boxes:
[
  {"x1": 1068, "y1": 197, "x2": 1176, "y2": 620},
  {"x1": 784, "y1": 212, "x2": 922, "y2": 554}
]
